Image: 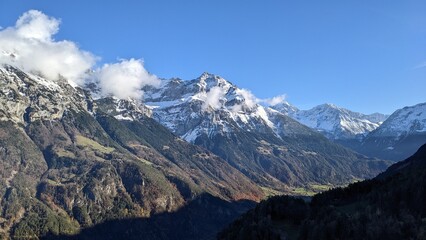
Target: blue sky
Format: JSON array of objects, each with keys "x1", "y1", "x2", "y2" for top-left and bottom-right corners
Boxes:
[{"x1": 1, "y1": 0, "x2": 425, "y2": 114}]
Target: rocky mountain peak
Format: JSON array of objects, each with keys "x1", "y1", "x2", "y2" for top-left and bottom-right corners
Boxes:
[{"x1": 0, "y1": 64, "x2": 91, "y2": 124}]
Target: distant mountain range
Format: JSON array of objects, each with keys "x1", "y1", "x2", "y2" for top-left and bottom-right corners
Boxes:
[
  {"x1": 272, "y1": 96, "x2": 426, "y2": 161},
  {"x1": 274, "y1": 103, "x2": 388, "y2": 140},
  {"x1": 142, "y1": 72, "x2": 426, "y2": 164}
]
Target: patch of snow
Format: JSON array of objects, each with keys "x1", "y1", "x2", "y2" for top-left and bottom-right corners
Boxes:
[{"x1": 114, "y1": 114, "x2": 133, "y2": 121}]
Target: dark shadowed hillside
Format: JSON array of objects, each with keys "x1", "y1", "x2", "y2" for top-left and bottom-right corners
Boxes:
[
  {"x1": 42, "y1": 193, "x2": 255, "y2": 240},
  {"x1": 219, "y1": 144, "x2": 426, "y2": 240}
]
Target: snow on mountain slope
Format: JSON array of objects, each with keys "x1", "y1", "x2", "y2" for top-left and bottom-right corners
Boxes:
[
  {"x1": 0, "y1": 64, "x2": 91, "y2": 123},
  {"x1": 271, "y1": 101, "x2": 299, "y2": 116},
  {"x1": 143, "y1": 72, "x2": 389, "y2": 142},
  {"x1": 368, "y1": 102, "x2": 426, "y2": 137},
  {"x1": 141, "y1": 73, "x2": 390, "y2": 191},
  {"x1": 288, "y1": 104, "x2": 388, "y2": 140},
  {"x1": 356, "y1": 102, "x2": 426, "y2": 161},
  {"x1": 143, "y1": 72, "x2": 278, "y2": 142}
]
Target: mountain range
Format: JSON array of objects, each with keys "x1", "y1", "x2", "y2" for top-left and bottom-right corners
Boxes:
[
  {"x1": 275, "y1": 103, "x2": 388, "y2": 140},
  {"x1": 142, "y1": 73, "x2": 389, "y2": 193},
  {"x1": 272, "y1": 98, "x2": 426, "y2": 161},
  {"x1": 0, "y1": 65, "x2": 263, "y2": 239},
  {"x1": 0, "y1": 65, "x2": 424, "y2": 239}
]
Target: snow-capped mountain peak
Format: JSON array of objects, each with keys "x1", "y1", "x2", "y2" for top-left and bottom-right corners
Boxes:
[
  {"x1": 369, "y1": 102, "x2": 426, "y2": 137},
  {"x1": 142, "y1": 73, "x2": 391, "y2": 142},
  {"x1": 358, "y1": 102, "x2": 426, "y2": 161},
  {"x1": 142, "y1": 73, "x2": 279, "y2": 142},
  {"x1": 268, "y1": 101, "x2": 299, "y2": 115}
]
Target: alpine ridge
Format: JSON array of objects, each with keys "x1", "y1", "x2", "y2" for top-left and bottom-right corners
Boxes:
[{"x1": 281, "y1": 103, "x2": 388, "y2": 140}]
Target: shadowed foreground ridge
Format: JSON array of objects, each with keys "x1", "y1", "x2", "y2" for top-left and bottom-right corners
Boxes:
[
  {"x1": 42, "y1": 193, "x2": 255, "y2": 240},
  {"x1": 219, "y1": 144, "x2": 426, "y2": 240}
]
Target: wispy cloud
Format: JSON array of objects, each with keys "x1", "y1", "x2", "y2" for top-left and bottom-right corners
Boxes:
[
  {"x1": 258, "y1": 94, "x2": 287, "y2": 106},
  {"x1": 230, "y1": 89, "x2": 288, "y2": 112}
]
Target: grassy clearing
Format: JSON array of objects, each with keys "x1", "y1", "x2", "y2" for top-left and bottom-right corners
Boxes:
[
  {"x1": 75, "y1": 135, "x2": 114, "y2": 154},
  {"x1": 54, "y1": 148, "x2": 76, "y2": 158},
  {"x1": 46, "y1": 179, "x2": 61, "y2": 186},
  {"x1": 309, "y1": 183, "x2": 332, "y2": 192},
  {"x1": 290, "y1": 187, "x2": 316, "y2": 196},
  {"x1": 138, "y1": 158, "x2": 153, "y2": 165},
  {"x1": 262, "y1": 184, "x2": 332, "y2": 198},
  {"x1": 261, "y1": 187, "x2": 286, "y2": 197},
  {"x1": 291, "y1": 183, "x2": 333, "y2": 196}
]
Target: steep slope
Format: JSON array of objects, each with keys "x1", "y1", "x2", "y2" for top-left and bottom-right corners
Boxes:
[
  {"x1": 95, "y1": 97, "x2": 263, "y2": 201},
  {"x1": 219, "y1": 144, "x2": 426, "y2": 240},
  {"x1": 357, "y1": 102, "x2": 426, "y2": 161},
  {"x1": 143, "y1": 73, "x2": 390, "y2": 193},
  {"x1": 0, "y1": 65, "x2": 262, "y2": 239}
]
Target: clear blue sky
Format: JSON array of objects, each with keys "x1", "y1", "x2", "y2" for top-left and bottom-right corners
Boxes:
[{"x1": 1, "y1": 0, "x2": 425, "y2": 114}]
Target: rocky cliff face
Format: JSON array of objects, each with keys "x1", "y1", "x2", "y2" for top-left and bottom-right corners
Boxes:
[{"x1": 0, "y1": 65, "x2": 91, "y2": 123}]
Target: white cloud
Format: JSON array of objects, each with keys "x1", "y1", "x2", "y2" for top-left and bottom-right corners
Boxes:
[
  {"x1": 259, "y1": 94, "x2": 287, "y2": 106},
  {"x1": 199, "y1": 86, "x2": 225, "y2": 111},
  {"x1": 0, "y1": 10, "x2": 162, "y2": 100},
  {"x1": 15, "y1": 10, "x2": 60, "y2": 42},
  {"x1": 230, "y1": 88, "x2": 258, "y2": 112},
  {"x1": 97, "y1": 59, "x2": 160, "y2": 100},
  {"x1": 0, "y1": 10, "x2": 96, "y2": 86},
  {"x1": 236, "y1": 88, "x2": 257, "y2": 108}
]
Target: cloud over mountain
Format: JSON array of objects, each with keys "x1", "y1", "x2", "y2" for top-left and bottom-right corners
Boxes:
[
  {"x1": 259, "y1": 94, "x2": 287, "y2": 106},
  {"x1": 0, "y1": 10, "x2": 96, "y2": 86},
  {"x1": 0, "y1": 10, "x2": 159, "y2": 99},
  {"x1": 96, "y1": 59, "x2": 160, "y2": 100}
]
